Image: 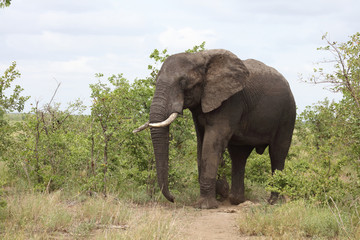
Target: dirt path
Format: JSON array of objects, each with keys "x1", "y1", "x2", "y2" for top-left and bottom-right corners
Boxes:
[{"x1": 178, "y1": 201, "x2": 260, "y2": 240}]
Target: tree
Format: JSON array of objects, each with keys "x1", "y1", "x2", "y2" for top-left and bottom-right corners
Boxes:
[
  {"x1": 0, "y1": 62, "x2": 29, "y2": 113},
  {"x1": 0, "y1": 62, "x2": 29, "y2": 156},
  {"x1": 4, "y1": 90, "x2": 87, "y2": 192},
  {"x1": 0, "y1": 60, "x2": 28, "y2": 209},
  {"x1": 89, "y1": 74, "x2": 133, "y2": 194},
  {"x1": 310, "y1": 33, "x2": 360, "y2": 156},
  {"x1": 311, "y1": 32, "x2": 360, "y2": 109}
]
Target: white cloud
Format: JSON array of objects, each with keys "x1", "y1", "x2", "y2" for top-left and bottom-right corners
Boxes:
[
  {"x1": 4, "y1": 31, "x2": 147, "y2": 61},
  {"x1": 37, "y1": 10, "x2": 145, "y2": 35},
  {"x1": 49, "y1": 57, "x2": 95, "y2": 74},
  {"x1": 159, "y1": 27, "x2": 218, "y2": 52}
]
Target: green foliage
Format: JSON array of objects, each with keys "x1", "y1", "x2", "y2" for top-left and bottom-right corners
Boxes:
[
  {"x1": 185, "y1": 41, "x2": 206, "y2": 53},
  {"x1": 0, "y1": 62, "x2": 29, "y2": 156},
  {"x1": 314, "y1": 33, "x2": 360, "y2": 104},
  {"x1": 87, "y1": 72, "x2": 158, "y2": 196},
  {"x1": 0, "y1": 62, "x2": 29, "y2": 113},
  {"x1": 267, "y1": 160, "x2": 348, "y2": 204},
  {"x1": 0, "y1": 0, "x2": 11, "y2": 8},
  {"x1": 0, "y1": 162, "x2": 7, "y2": 210},
  {"x1": 0, "y1": 62, "x2": 29, "y2": 213},
  {"x1": 245, "y1": 151, "x2": 271, "y2": 184},
  {"x1": 89, "y1": 74, "x2": 134, "y2": 193},
  {"x1": 3, "y1": 41, "x2": 207, "y2": 200},
  {"x1": 310, "y1": 33, "x2": 360, "y2": 156},
  {"x1": 4, "y1": 99, "x2": 88, "y2": 192}
]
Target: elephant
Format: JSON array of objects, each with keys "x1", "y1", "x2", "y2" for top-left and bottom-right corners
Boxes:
[
  {"x1": 134, "y1": 49, "x2": 296, "y2": 209},
  {"x1": 215, "y1": 175, "x2": 229, "y2": 201}
]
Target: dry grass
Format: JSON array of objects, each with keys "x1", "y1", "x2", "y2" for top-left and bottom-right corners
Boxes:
[
  {"x1": 237, "y1": 200, "x2": 360, "y2": 239},
  {"x1": 0, "y1": 191, "x2": 185, "y2": 239},
  {"x1": 2, "y1": 189, "x2": 360, "y2": 239}
]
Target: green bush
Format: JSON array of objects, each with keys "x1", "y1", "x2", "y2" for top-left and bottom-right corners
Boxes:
[
  {"x1": 266, "y1": 158, "x2": 349, "y2": 204},
  {"x1": 245, "y1": 151, "x2": 272, "y2": 185},
  {"x1": 0, "y1": 162, "x2": 7, "y2": 212}
]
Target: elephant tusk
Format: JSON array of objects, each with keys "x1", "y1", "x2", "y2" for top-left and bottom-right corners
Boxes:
[
  {"x1": 132, "y1": 121, "x2": 150, "y2": 133},
  {"x1": 149, "y1": 113, "x2": 178, "y2": 128},
  {"x1": 132, "y1": 113, "x2": 178, "y2": 133}
]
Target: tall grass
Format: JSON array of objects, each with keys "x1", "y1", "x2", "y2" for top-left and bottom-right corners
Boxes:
[
  {"x1": 0, "y1": 191, "x2": 184, "y2": 239},
  {"x1": 238, "y1": 200, "x2": 360, "y2": 239}
]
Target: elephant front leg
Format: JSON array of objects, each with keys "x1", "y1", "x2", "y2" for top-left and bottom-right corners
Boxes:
[
  {"x1": 194, "y1": 175, "x2": 218, "y2": 209},
  {"x1": 194, "y1": 130, "x2": 228, "y2": 209}
]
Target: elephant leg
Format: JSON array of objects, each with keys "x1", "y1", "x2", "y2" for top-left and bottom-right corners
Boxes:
[
  {"x1": 193, "y1": 116, "x2": 204, "y2": 182},
  {"x1": 196, "y1": 120, "x2": 229, "y2": 200},
  {"x1": 268, "y1": 137, "x2": 291, "y2": 204},
  {"x1": 228, "y1": 145, "x2": 253, "y2": 205},
  {"x1": 194, "y1": 128, "x2": 230, "y2": 209}
]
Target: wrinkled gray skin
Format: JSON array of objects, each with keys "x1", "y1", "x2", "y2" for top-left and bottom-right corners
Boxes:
[
  {"x1": 149, "y1": 49, "x2": 296, "y2": 209},
  {"x1": 216, "y1": 176, "x2": 229, "y2": 201}
]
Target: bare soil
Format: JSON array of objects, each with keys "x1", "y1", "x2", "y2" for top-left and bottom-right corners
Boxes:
[{"x1": 177, "y1": 200, "x2": 264, "y2": 240}]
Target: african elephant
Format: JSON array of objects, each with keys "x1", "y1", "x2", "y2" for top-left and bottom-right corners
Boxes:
[{"x1": 134, "y1": 49, "x2": 296, "y2": 209}]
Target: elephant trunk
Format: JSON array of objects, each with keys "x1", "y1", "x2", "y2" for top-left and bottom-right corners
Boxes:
[{"x1": 149, "y1": 90, "x2": 175, "y2": 202}]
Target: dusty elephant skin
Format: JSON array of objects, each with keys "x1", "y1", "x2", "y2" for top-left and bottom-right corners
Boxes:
[
  {"x1": 216, "y1": 177, "x2": 229, "y2": 201},
  {"x1": 135, "y1": 49, "x2": 296, "y2": 209}
]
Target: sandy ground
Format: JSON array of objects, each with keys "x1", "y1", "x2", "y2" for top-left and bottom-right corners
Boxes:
[{"x1": 178, "y1": 200, "x2": 264, "y2": 240}]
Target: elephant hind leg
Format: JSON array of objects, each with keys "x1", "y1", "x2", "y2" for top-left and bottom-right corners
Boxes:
[
  {"x1": 268, "y1": 135, "x2": 292, "y2": 204},
  {"x1": 228, "y1": 145, "x2": 253, "y2": 205}
]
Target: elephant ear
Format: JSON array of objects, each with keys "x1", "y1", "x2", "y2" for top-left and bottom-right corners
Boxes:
[{"x1": 201, "y1": 50, "x2": 250, "y2": 113}]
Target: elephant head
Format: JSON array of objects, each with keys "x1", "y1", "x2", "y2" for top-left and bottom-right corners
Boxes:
[{"x1": 134, "y1": 49, "x2": 250, "y2": 202}]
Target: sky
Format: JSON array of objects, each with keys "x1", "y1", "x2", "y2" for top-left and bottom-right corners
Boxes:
[{"x1": 1, "y1": 0, "x2": 359, "y2": 113}]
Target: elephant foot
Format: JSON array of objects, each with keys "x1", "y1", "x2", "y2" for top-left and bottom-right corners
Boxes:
[
  {"x1": 229, "y1": 193, "x2": 245, "y2": 205},
  {"x1": 193, "y1": 197, "x2": 219, "y2": 209}
]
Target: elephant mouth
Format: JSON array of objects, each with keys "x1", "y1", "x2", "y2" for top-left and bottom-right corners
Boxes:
[{"x1": 133, "y1": 112, "x2": 179, "y2": 133}]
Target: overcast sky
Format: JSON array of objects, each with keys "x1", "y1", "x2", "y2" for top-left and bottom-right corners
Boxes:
[{"x1": 1, "y1": 0, "x2": 359, "y2": 113}]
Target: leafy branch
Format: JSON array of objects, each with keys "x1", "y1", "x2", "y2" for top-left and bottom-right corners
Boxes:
[{"x1": 310, "y1": 33, "x2": 360, "y2": 108}]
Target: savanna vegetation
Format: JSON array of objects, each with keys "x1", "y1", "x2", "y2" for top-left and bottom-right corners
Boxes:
[{"x1": 0, "y1": 34, "x2": 359, "y2": 239}]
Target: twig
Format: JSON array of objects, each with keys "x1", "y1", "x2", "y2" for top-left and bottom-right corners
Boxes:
[
  {"x1": 327, "y1": 195, "x2": 351, "y2": 239},
  {"x1": 48, "y1": 80, "x2": 61, "y2": 110},
  {"x1": 21, "y1": 161, "x2": 32, "y2": 187},
  {"x1": 46, "y1": 178, "x2": 52, "y2": 194},
  {"x1": 96, "y1": 224, "x2": 129, "y2": 230}
]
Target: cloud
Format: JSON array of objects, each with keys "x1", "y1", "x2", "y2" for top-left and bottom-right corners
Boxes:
[
  {"x1": 3, "y1": 31, "x2": 147, "y2": 61},
  {"x1": 49, "y1": 57, "x2": 95, "y2": 74},
  {"x1": 37, "y1": 9, "x2": 145, "y2": 35},
  {"x1": 159, "y1": 27, "x2": 218, "y2": 52}
]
